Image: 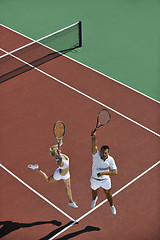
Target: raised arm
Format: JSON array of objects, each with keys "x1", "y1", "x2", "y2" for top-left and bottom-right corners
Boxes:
[
  {"x1": 49, "y1": 141, "x2": 63, "y2": 151},
  {"x1": 92, "y1": 132, "x2": 98, "y2": 155},
  {"x1": 56, "y1": 149, "x2": 64, "y2": 167}
]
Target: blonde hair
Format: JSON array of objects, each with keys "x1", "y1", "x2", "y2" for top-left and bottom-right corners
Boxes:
[{"x1": 51, "y1": 150, "x2": 56, "y2": 157}]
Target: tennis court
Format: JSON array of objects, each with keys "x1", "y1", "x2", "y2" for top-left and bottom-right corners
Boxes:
[{"x1": 0, "y1": 21, "x2": 160, "y2": 240}]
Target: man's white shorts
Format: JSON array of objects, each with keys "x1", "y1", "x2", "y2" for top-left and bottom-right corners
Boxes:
[
  {"x1": 53, "y1": 168, "x2": 70, "y2": 181},
  {"x1": 90, "y1": 176, "x2": 111, "y2": 190}
]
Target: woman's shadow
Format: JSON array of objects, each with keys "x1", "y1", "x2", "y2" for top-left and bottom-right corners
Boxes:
[{"x1": 0, "y1": 220, "x2": 61, "y2": 238}]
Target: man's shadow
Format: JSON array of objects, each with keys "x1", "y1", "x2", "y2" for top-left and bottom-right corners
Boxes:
[
  {"x1": 0, "y1": 220, "x2": 100, "y2": 239},
  {"x1": 55, "y1": 226, "x2": 100, "y2": 240},
  {"x1": 40, "y1": 221, "x2": 100, "y2": 240}
]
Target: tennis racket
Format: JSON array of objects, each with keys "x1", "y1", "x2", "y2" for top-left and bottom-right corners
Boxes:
[
  {"x1": 53, "y1": 121, "x2": 65, "y2": 150},
  {"x1": 91, "y1": 109, "x2": 111, "y2": 136}
]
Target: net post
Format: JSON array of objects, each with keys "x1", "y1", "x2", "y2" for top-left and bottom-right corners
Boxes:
[{"x1": 79, "y1": 21, "x2": 82, "y2": 48}]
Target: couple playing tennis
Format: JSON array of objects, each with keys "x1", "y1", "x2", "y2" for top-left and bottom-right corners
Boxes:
[{"x1": 28, "y1": 109, "x2": 118, "y2": 214}]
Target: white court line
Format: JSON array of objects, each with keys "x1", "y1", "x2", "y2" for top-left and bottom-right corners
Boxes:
[
  {"x1": 0, "y1": 21, "x2": 80, "y2": 59},
  {"x1": 0, "y1": 23, "x2": 159, "y2": 104},
  {"x1": 0, "y1": 163, "x2": 75, "y2": 222},
  {"x1": 0, "y1": 23, "x2": 160, "y2": 239},
  {"x1": 48, "y1": 160, "x2": 160, "y2": 239},
  {"x1": 0, "y1": 46, "x2": 160, "y2": 138}
]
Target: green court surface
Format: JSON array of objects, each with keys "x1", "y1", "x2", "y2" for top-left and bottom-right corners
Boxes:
[{"x1": 0, "y1": 0, "x2": 160, "y2": 101}]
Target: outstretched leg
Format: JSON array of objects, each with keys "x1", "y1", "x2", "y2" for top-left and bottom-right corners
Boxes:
[
  {"x1": 28, "y1": 164, "x2": 56, "y2": 183},
  {"x1": 36, "y1": 169, "x2": 57, "y2": 183}
]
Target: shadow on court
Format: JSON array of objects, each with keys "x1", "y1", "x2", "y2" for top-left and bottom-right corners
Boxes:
[
  {"x1": 0, "y1": 220, "x2": 61, "y2": 238},
  {"x1": 54, "y1": 225, "x2": 100, "y2": 240},
  {"x1": 40, "y1": 221, "x2": 100, "y2": 240},
  {"x1": 0, "y1": 220, "x2": 100, "y2": 239},
  {"x1": 0, "y1": 47, "x2": 77, "y2": 83}
]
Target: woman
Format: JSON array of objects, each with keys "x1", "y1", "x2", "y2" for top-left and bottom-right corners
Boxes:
[{"x1": 28, "y1": 144, "x2": 78, "y2": 208}]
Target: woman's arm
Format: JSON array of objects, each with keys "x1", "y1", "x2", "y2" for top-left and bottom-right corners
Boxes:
[
  {"x1": 56, "y1": 150, "x2": 64, "y2": 167},
  {"x1": 50, "y1": 141, "x2": 63, "y2": 151}
]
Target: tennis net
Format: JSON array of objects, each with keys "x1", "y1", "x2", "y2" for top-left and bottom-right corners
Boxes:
[{"x1": 0, "y1": 21, "x2": 82, "y2": 83}]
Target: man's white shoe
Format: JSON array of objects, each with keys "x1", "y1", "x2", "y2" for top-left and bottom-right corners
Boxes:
[
  {"x1": 91, "y1": 196, "x2": 98, "y2": 209},
  {"x1": 68, "y1": 202, "x2": 78, "y2": 208},
  {"x1": 110, "y1": 205, "x2": 116, "y2": 215},
  {"x1": 28, "y1": 164, "x2": 39, "y2": 170}
]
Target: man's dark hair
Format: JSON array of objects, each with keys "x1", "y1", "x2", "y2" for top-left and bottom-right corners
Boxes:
[{"x1": 100, "y1": 145, "x2": 110, "y2": 152}]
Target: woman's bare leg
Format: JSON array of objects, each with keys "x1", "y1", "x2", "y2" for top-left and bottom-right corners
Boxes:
[
  {"x1": 63, "y1": 178, "x2": 74, "y2": 202},
  {"x1": 35, "y1": 169, "x2": 57, "y2": 183}
]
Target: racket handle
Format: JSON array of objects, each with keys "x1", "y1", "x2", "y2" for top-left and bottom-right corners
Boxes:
[
  {"x1": 58, "y1": 142, "x2": 61, "y2": 150},
  {"x1": 91, "y1": 128, "x2": 97, "y2": 136}
]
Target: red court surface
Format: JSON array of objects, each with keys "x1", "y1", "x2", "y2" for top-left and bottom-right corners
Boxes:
[{"x1": 0, "y1": 24, "x2": 160, "y2": 240}]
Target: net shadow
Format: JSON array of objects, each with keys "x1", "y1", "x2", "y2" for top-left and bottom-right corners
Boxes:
[
  {"x1": 0, "y1": 21, "x2": 82, "y2": 83},
  {"x1": 0, "y1": 47, "x2": 76, "y2": 83}
]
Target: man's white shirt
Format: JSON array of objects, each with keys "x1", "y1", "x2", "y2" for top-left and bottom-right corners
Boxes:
[{"x1": 92, "y1": 151, "x2": 117, "y2": 180}]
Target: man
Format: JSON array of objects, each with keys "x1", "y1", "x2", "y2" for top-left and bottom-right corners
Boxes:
[
  {"x1": 90, "y1": 132, "x2": 118, "y2": 215},
  {"x1": 28, "y1": 144, "x2": 78, "y2": 208}
]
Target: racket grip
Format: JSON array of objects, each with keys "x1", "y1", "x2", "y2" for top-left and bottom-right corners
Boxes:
[
  {"x1": 91, "y1": 128, "x2": 97, "y2": 136},
  {"x1": 58, "y1": 142, "x2": 61, "y2": 150}
]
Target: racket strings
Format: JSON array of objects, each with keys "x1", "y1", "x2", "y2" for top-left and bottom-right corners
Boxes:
[
  {"x1": 99, "y1": 110, "x2": 110, "y2": 125},
  {"x1": 54, "y1": 122, "x2": 65, "y2": 138}
]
